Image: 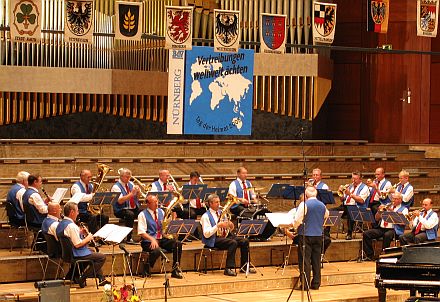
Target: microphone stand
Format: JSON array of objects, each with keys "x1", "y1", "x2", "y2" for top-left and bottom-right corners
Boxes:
[{"x1": 119, "y1": 245, "x2": 137, "y2": 297}]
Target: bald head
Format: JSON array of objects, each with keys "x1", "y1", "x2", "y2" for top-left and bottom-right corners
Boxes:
[{"x1": 48, "y1": 202, "x2": 62, "y2": 218}]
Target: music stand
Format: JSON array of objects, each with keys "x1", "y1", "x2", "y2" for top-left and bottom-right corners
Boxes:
[
  {"x1": 166, "y1": 219, "x2": 199, "y2": 242},
  {"x1": 282, "y1": 186, "x2": 305, "y2": 206},
  {"x1": 266, "y1": 184, "x2": 291, "y2": 198},
  {"x1": 237, "y1": 220, "x2": 266, "y2": 277},
  {"x1": 201, "y1": 188, "x2": 228, "y2": 203},
  {"x1": 381, "y1": 212, "x2": 408, "y2": 226},
  {"x1": 347, "y1": 206, "x2": 375, "y2": 262},
  {"x1": 322, "y1": 211, "x2": 343, "y2": 270},
  {"x1": 92, "y1": 192, "x2": 119, "y2": 230},
  {"x1": 317, "y1": 190, "x2": 335, "y2": 204},
  {"x1": 147, "y1": 192, "x2": 173, "y2": 207},
  {"x1": 182, "y1": 184, "x2": 207, "y2": 219}
]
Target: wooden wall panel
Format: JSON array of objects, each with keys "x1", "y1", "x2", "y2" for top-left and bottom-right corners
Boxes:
[
  {"x1": 431, "y1": 64, "x2": 440, "y2": 105},
  {"x1": 430, "y1": 106, "x2": 440, "y2": 142}
]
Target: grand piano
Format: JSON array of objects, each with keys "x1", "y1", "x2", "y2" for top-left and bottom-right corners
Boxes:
[{"x1": 375, "y1": 241, "x2": 440, "y2": 302}]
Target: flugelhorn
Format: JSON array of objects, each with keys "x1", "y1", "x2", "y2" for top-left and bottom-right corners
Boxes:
[
  {"x1": 404, "y1": 209, "x2": 422, "y2": 221},
  {"x1": 379, "y1": 183, "x2": 398, "y2": 199},
  {"x1": 337, "y1": 184, "x2": 350, "y2": 197}
]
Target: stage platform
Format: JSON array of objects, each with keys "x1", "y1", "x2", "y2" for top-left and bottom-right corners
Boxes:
[{"x1": 0, "y1": 262, "x2": 410, "y2": 302}]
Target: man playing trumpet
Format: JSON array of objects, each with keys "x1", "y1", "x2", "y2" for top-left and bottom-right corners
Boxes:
[
  {"x1": 399, "y1": 198, "x2": 439, "y2": 245},
  {"x1": 310, "y1": 168, "x2": 329, "y2": 190},
  {"x1": 228, "y1": 167, "x2": 257, "y2": 216},
  {"x1": 367, "y1": 167, "x2": 393, "y2": 216},
  {"x1": 362, "y1": 192, "x2": 408, "y2": 260},
  {"x1": 388, "y1": 170, "x2": 414, "y2": 209}
]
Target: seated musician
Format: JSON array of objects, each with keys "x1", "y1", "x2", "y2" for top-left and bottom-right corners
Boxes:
[
  {"x1": 71, "y1": 169, "x2": 109, "y2": 234},
  {"x1": 332, "y1": 171, "x2": 370, "y2": 240},
  {"x1": 311, "y1": 168, "x2": 329, "y2": 190},
  {"x1": 150, "y1": 169, "x2": 176, "y2": 193},
  {"x1": 111, "y1": 168, "x2": 140, "y2": 242},
  {"x1": 180, "y1": 171, "x2": 206, "y2": 219},
  {"x1": 22, "y1": 174, "x2": 49, "y2": 229},
  {"x1": 41, "y1": 202, "x2": 62, "y2": 240},
  {"x1": 228, "y1": 167, "x2": 256, "y2": 216},
  {"x1": 137, "y1": 194, "x2": 183, "y2": 279},
  {"x1": 367, "y1": 167, "x2": 393, "y2": 216},
  {"x1": 56, "y1": 202, "x2": 109, "y2": 288},
  {"x1": 200, "y1": 194, "x2": 256, "y2": 276},
  {"x1": 389, "y1": 170, "x2": 414, "y2": 209},
  {"x1": 6, "y1": 171, "x2": 30, "y2": 226},
  {"x1": 363, "y1": 192, "x2": 408, "y2": 260},
  {"x1": 400, "y1": 198, "x2": 439, "y2": 245}
]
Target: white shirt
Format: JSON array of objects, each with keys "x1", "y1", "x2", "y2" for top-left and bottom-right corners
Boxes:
[
  {"x1": 287, "y1": 207, "x2": 297, "y2": 224},
  {"x1": 62, "y1": 217, "x2": 84, "y2": 247},
  {"x1": 71, "y1": 181, "x2": 94, "y2": 202},
  {"x1": 200, "y1": 208, "x2": 220, "y2": 239},
  {"x1": 410, "y1": 209, "x2": 439, "y2": 231},
  {"x1": 15, "y1": 184, "x2": 26, "y2": 211},
  {"x1": 228, "y1": 178, "x2": 256, "y2": 201},
  {"x1": 150, "y1": 179, "x2": 166, "y2": 192},
  {"x1": 138, "y1": 208, "x2": 164, "y2": 239},
  {"x1": 46, "y1": 214, "x2": 60, "y2": 240},
  {"x1": 344, "y1": 183, "x2": 370, "y2": 206},
  {"x1": 372, "y1": 178, "x2": 392, "y2": 202},
  {"x1": 293, "y1": 199, "x2": 329, "y2": 230},
  {"x1": 28, "y1": 186, "x2": 48, "y2": 214},
  {"x1": 314, "y1": 181, "x2": 329, "y2": 190},
  {"x1": 399, "y1": 182, "x2": 414, "y2": 204},
  {"x1": 379, "y1": 205, "x2": 408, "y2": 229}
]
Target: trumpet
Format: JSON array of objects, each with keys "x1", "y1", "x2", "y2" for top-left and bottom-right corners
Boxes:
[
  {"x1": 379, "y1": 183, "x2": 398, "y2": 199},
  {"x1": 405, "y1": 209, "x2": 422, "y2": 221},
  {"x1": 337, "y1": 184, "x2": 350, "y2": 197},
  {"x1": 378, "y1": 204, "x2": 393, "y2": 212}
]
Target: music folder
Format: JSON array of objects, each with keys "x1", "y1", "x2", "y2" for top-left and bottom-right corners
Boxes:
[
  {"x1": 92, "y1": 192, "x2": 120, "y2": 206},
  {"x1": 181, "y1": 184, "x2": 207, "y2": 200},
  {"x1": 282, "y1": 185, "x2": 305, "y2": 201},
  {"x1": 147, "y1": 191, "x2": 173, "y2": 206},
  {"x1": 266, "y1": 183, "x2": 291, "y2": 198},
  {"x1": 93, "y1": 223, "x2": 132, "y2": 244},
  {"x1": 51, "y1": 188, "x2": 68, "y2": 204},
  {"x1": 201, "y1": 187, "x2": 229, "y2": 202},
  {"x1": 265, "y1": 212, "x2": 294, "y2": 228}
]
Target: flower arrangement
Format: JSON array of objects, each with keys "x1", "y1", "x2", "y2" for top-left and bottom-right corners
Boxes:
[{"x1": 102, "y1": 284, "x2": 140, "y2": 302}]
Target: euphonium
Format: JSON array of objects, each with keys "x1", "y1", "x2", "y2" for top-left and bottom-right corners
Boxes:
[
  {"x1": 88, "y1": 163, "x2": 113, "y2": 215},
  {"x1": 161, "y1": 189, "x2": 186, "y2": 239},
  {"x1": 337, "y1": 184, "x2": 350, "y2": 197},
  {"x1": 216, "y1": 194, "x2": 240, "y2": 237},
  {"x1": 131, "y1": 176, "x2": 152, "y2": 200}
]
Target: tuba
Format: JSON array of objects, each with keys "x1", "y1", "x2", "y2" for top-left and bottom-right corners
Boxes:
[
  {"x1": 161, "y1": 189, "x2": 186, "y2": 239},
  {"x1": 88, "y1": 163, "x2": 112, "y2": 215},
  {"x1": 216, "y1": 194, "x2": 240, "y2": 237}
]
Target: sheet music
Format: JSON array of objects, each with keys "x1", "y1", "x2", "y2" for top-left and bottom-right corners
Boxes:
[
  {"x1": 93, "y1": 223, "x2": 132, "y2": 244},
  {"x1": 68, "y1": 192, "x2": 86, "y2": 204},
  {"x1": 51, "y1": 188, "x2": 68, "y2": 204},
  {"x1": 265, "y1": 212, "x2": 294, "y2": 227}
]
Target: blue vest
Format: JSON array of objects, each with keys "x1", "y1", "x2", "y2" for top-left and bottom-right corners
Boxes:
[
  {"x1": 42, "y1": 216, "x2": 57, "y2": 235},
  {"x1": 141, "y1": 208, "x2": 164, "y2": 243},
  {"x1": 73, "y1": 181, "x2": 93, "y2": 214},
  {"x1": 153, "y1": 181, "x2": 163, "y2": 191},
  {"x1": 420, "y1": 211, "x2": 438, "y2": 241},
  {"x1": 298, "y1": 198, "x2": 326, "y2": 236},
  {"x1": 316, "y1": 182, "x2": 326, "y2": 190},
  {"x1": 231, "y1": 179, "x2": 252, "y2": 209},
  {"x1": 113, "y1": 182, "x2": 140, "y2": 214},
  {"x1": 202, "y1": 210, "x2": 218, "y2": 247},
  {"x1": 348, "y1": 183, "x2": 370, "y2": 209},
  {"x1": 22, "y1": 188, "x2": 47, "y2": 226},
  {"x1": 6, "y1": 184, "x2": 25, "y2": 220},
  {"x1": 56, "y1": 219, "x2": 91, "y2": 257},
  {"x1": 397, "y1": 183, "x2": 414, "y2": 208},
  {"x1": 393, "y1": 207, "x2": 406, "y2": 236},
  {"x1": 378, "y1": 179, "x2": 391, "y2": 205}
]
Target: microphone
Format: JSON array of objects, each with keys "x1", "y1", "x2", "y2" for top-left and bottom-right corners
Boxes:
[
  {"x1": 159, "y1": 249, "x2": 170, "y2": 263},
  {"x1": 119, "y1": 243, "x2": 130, "y2": 255}
]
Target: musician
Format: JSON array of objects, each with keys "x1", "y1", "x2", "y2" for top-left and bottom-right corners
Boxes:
[
  {"x1": 56, "y1": 202, "x2": 109, "y2": 288},
  {"x1": 389, "y1": 170, "x2": 414, "y2": 209},
  {"x1": 111, "y1": 168, "x2": 140, "y2": 242},
  {"x1": 6, "y1": 171, "x2": 30, "y2": 226},
  {"x1": 22, "y1": 174, "x2": 49, "y2": 229},
  {"x1": 150, "y1": 169, "x2": 176, "y2": 192},
  {"x1": 362, "y1": 192, "x2": 408, "y2": 260},
  {"x1": 41, "y1": 202, "x2": 62, "y2": 240},
  {"x1": 399, "y1": 198, "x2": 439, "y2": 245},
  {"x1": 182, "y1": 171, "x2": 206, "y2": 219},
  {"x1": 228, "y1": 167, "x2": 256, "y2": 216},
  {"x1": 334, "y1": 171, "x2": 370, "y2": 240},
  {"x1": 137, "y1": 194, "x2": 183, "y2": 279},
  {"x1": 293, "y1": 187, "x2": 329, "y2": 290},
  {"x1": 71, "y1": 169, "x2": 109, "y2": 234},
  {"x1": 200, "y1": 194, "x2": 255, "y2": 276},
  {"x1": 311, "y1": 168, "x2": 329, "y2": 190},
  {"x1": 367, "y1": 167, "x2": 392, "y2": 216}
]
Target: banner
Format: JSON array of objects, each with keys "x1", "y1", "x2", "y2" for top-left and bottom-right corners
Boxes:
[
  {"x1": 260, "y1": 13, "x2": 287, "y2": 54},
  {"x1": 10, "y1": 0, "x2": 41, "y2": 43},
  {"x1": 214, "y1": 9, "x2": 240, "y2": 53},
  {"x1": 367, "y1": 0, "x2": 389, "y2": 33},
  {"x1": 417, "y1": 0, "x2": 439, "y2": 37},
  {"x1": 115, "y1": 1, "x2": 143, "y2": 40},
  {"x1": 183, "y1": 46, "x2": 254, "y2": 135},
  {"x1": 167, "y1": 50, "x2": 186, "y2": 135},
  {"x1": 64, "y1": 0, "x2": 94, "y2": 44},
  {"x1": 165, "y1": 6, "x2": 193, "y2": 50},
  {"x1": 313, "y1": 1, "x2": 337, "y2": 44}
]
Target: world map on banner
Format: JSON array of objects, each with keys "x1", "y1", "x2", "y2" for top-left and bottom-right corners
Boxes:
[{"x1": 184, "y1": 46, "x2": 254, "y2": 135}]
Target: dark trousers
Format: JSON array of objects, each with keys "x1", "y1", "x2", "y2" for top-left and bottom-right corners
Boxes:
[
  {"x1": 400, "y1": 231, "x2": 429, "y2": 245},
  {"x1": 78, "y1": 212, "x2": 109, "y2": 234},
  {"x1": 175, "y1": 204, "x2": 206, "y2": 219},
  {"x1": 213, "y1": 235, "x2": 250, "y2": 269},
  {"x1": 230, "y1": 205, "x2": 247, "y2": 217},
  {"x1": 141, "y1": 238, "x2": 183, "y2": 269},
  {"x1": 369, "y1": 201, "x2": 381, "y2": 217},
  {"x1": 76, "y1": 252, "x2": 106, "y2": 279},
  {"x1": 330, "y1": 204, "x2": 354, "y2": 234},
  {"x1": 114, "y1": 208, "x2": 139, "y2": 240},
  {"x1": 298, "y1": 236, "x2": 322, "y2": 289},
  {"x1": 363, "y1": 227, "x2": 395, "y2": 258}
]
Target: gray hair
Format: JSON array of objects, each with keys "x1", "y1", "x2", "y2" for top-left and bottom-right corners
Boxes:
[
  {"x1": 305, "y1": 186, "x2": 318, "y2": 198},
  {"x1": 16, "y1": 171, "x2": 30, "y2": 183}
]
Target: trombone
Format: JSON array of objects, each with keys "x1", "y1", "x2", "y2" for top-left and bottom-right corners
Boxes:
[
  {"x1": 167, "y1": 174, "x2": 182, "y2": 192},
  {"x1": 131, "y1": 176, "x2": 152, "y2": 200}
]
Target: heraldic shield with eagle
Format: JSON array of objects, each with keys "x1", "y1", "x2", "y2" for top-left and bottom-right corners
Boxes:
[
  {"x1": 65, "y1": 0, "x2": 93, "y2": 36},
  {"x1": 314, "y1": 4, "x2": 336, "y2": 37},
  {"x1": 215, "y1": 11, "x2": 239, "y2": 47}
]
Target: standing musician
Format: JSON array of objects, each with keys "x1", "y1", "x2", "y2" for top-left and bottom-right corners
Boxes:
[
  {"x1": 362, "y1": 192, "x2": 408, "y2": 260},
  {"x1": 389, "y1": 170, "x2": 414, "y2": 209},
  {"x1": 228, "y1": 167, "x2": 256, "y2": 216},
  {"x1": 6, "y1": 171, "x2": 30, "y2": 226},
  {"x1": 400, "y1": 198, "x2": 439, "y2": 245},
  {"x1": 137, "y1": 194, "x2": 183, "y2": 279},
  {"x1": 333, "y1": 171, "x2": 370, "y2": 240},
  {"x1": 42, "y1": 202, "x2": 62, "y2": 239},
  {"x1": 111, "y1": 168, "x2": 140, "y2": 242},
  {"x1": 56, "y1": 202, "x2": 109, "y2": 288},
  {"x1": 22, "y1": 174, "x2": 49, "y2": 229},
  {"x1": 310, "y1": 168, "x2": 329, "y2": 190},
  {"x1": 367, "y1": 167, "x2": 392, "y2": 216},
  {"x1": 293, "y1": 187, "x2": 329, "y2": 290},
  {"x1": 200, "y1": 194, "x2": 256, "y2": 276},
  {"x1": 71, "y1": 170, "x2": 109, "y2": 234}
]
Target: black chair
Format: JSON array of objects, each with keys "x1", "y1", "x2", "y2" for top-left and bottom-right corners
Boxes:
[
  {"x1": 5, "y1": 201, "x2": 28, "y2": 252},
  {"x1": 58, "y1": 236, "x2": 98, "y2": 289},
  {"x1": 22, "y1": 202, "x2": 46, "y2": 255},
  {"x1": 195, "y1": 246, "x2": 227, "y2": 274},
  {"x1": 42, "y1": 233, "x2": 64, "y2": 280}
]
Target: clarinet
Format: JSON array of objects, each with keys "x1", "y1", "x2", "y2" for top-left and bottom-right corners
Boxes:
[
  {"x1": 79, "y1": 222, "x2": 100, "y2": 252},
  {"x1": 41, "y1": 186, "x2": 52, "y2": 203}
]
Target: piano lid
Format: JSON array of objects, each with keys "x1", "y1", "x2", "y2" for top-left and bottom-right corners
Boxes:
[
  {"x1": 381, "y1": 241, "x2": 440, "y2": 258},
  {"x1": 397, "y1": 246, "x2": 440, "y2": 265}
]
